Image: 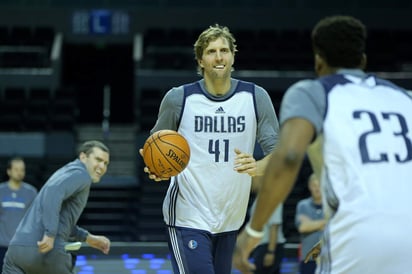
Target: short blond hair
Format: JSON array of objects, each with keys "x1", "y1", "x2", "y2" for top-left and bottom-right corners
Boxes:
[{"x1": 193, "y1": 24, "x2": 238, "y2": 75}]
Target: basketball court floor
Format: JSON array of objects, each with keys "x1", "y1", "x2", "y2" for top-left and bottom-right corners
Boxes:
[{"x1": 74, "y1": 242, "x2": 300, "y2": 274}]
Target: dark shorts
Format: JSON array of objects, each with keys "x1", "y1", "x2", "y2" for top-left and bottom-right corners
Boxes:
[
  {"x1": 0, "y1": 246, "x2": 8, "y2": 271},
  {"x1": 3, "y1": 245, "x2": 74, "y2": 274},
  {"x1": 166, "y1": 226, "x2": 237, "y2": 274},
  {"x1": 300, "y1": 260, "x2": 317, "y2": 274}
]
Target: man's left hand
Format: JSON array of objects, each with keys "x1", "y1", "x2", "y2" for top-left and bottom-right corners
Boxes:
[{"x1": 232, "y1": 229, "x2": 260, "y2": 274}]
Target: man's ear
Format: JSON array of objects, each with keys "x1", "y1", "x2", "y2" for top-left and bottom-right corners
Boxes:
[
  {"x1": 79, "y1": 152, "x2": 86, "y2": 162},
  {"x1": 314, "y1": 53, "x2": 329, "y2": 76},
  {"x1": 198, "y1": 59, "x2": 204, "y2": 68},
  {"x1": 360, "y1": 53, "x2": 367, "y2": 70}
]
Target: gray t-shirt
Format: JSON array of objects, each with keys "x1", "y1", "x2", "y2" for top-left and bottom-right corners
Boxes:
[
  {"x1": 295, "y1": 197, "x2": 324, "y2": 260},
  {"x1": 279, "y1": 69, "x2": 368, "y2": 134},
  {"x1": 10, "y1": 159, "x2": 90, "y2": 249},
  {"x1": 250, "y1": 200, "x2": 286, "y2": 245},
  {"x1": 0, "y1": 182, "x2": 37, "y2": 246}
]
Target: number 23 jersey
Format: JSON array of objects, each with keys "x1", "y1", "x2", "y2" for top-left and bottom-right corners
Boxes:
[{"x1": 280, "y1": 69, "x2": 412, "y2": 273}]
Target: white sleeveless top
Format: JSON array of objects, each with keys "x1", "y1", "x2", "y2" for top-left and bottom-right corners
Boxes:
[
  {"x1": 319, "y1": 74, "x2": 412, "y2": 273},
  {"x1": 281, "y1": 70, "x2": 412, "y2": 273},
  {"x1": 163, "y1": 81, "x2": 258, "y2": 234}
]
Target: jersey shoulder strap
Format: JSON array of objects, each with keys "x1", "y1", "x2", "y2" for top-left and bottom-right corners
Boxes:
[
  {"x1": 183, "y1": 81, "x2": 202, "y2": 96},
  {"x1": 235, "y1": 80, "x2": 255, "y2": 93}
]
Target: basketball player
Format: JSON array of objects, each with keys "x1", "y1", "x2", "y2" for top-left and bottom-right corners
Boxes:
[
  {"x1": 3, "y1": 141, "x2": 111, "y2": 274},
  {"x1": 140, "y1": 24, "x2": 279, "y2": 273},
  {"x1": 233, "y1": 15, "x2": 412, "y2": 274},
  {"x1": 0, "y1": 157, "x2": 37, "y2": 271}
]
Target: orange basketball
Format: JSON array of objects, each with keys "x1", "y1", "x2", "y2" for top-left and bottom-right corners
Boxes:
[{"x1": 142, "y1": 129, "x2": 191, "y2": 178}]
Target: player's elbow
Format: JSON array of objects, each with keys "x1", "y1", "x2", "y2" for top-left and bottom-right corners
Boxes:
[
  {"x1": 282, "y1": 149, "x2": 305, "y2": 168},
  {"x1": 298, "y1": 225, "x2": 307, "y2": 234}
]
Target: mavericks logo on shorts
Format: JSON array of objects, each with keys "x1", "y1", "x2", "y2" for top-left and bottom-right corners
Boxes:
[{"x1": 188, "y1": 240, "x2": 198, "y2": 249}]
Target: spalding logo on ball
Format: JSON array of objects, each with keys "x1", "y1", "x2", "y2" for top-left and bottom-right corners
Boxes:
[{"x1": 143, "y1": 130, "x2": 191, "y2": 178}]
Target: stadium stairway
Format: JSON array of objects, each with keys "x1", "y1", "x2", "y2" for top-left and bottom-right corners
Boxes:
[
  {"x1": 135, "y1": 179, "x2": 169, "y2": 242},
  {"x1": 76, "y1": 124, "x2": 137, "y2": 177},
  {"x1": 133, "y1": 132, "x2": 170, "y2": 242},
  {"x1": 76, "y1": 124, "x2": 141, "y2": 241}
]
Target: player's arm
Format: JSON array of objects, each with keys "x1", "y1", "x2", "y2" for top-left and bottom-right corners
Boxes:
[
  {"x1": 67, "y1": 226, "x2": 110, "y2": 254},
  {"x1": 304, "y1": 240, "x2": 322, "y2": 263},
  {"x1": 37, "y1": 234, "x2": 55, "y2": 254},
  {"x1": 150, "y1": 87, "x2": 182, "y2": 133},
  {"x1": 297, "y1": 215, "x2": 326, "y2": 233},
  {"x1": 234, "y1": 86, "x2": 279, "y2": 178},
  {"x1": 253, "y1": 86, "x2": 280, "y2": 178},
  {"x1": 38, "y1": 173, "x2": 89, "y2": 253},
  {"x1": 306, "y1": 134, "x2": 324, "y2": 180},
  {"x1": 69, "y1": 225, "x2": 90, "y2": 242},
  {"x1": 249, "y1": 80, "x2": 323, "y2": 229},
  {"x1": 263, "y1": 223, "x2": 279, "y2": 267},
  {"x1": 233, "y1": 118, "x2": 315, "y2": 273},
  {"x1": 64, "y1": 226, "x2": 90, "y2": 252},
  {"x1": 39, "y1": 172, "x2": 90, "y2": 253},
  {"x1": 138, "y1": 148, "x2": 170, "y2": 182},
  {"x1": 267, "y1": 224, "x2": 278, "y2": 253},
  {"x1": 140, "y1": 87, "x2": 183, "y2": 181},
  {"x1": 234, "y1": 85, "x2": 279, "y2": 177},
  {"x1": 250, "y1": 118, "x2": 315, "y2": 231},
  {"x1": 233, "y1": 80, "x2": 323, "y2": 273},
  {"x1": 255, "y1": 154, "x2": 272, "y2": 176},
  {"x1": 86, "y1": 233, "x2": 111, "y2": 255},
  {"x1": 234, "y1": 150, "x2": 271, "y2": 177}
]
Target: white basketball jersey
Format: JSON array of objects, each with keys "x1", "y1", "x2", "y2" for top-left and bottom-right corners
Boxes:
[
  {"x1": 163, "y1": 81, "x2": 257, "y2": 234},
  {"x1": 318, "y1": 74, "x2": 412, "y2": 273}
]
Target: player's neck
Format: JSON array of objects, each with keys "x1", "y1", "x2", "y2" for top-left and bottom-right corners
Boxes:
[
  {"x1": 204, "y1": 77, "x2": 231, "y2": 96},
  {"x1": 312, "y1": 197, "x2": 322, "y2": 205},
  {"x1": 8, "y1": 180, "x2": 22, "y2": 190}
]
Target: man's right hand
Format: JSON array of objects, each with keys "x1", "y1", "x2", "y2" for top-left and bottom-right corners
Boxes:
[
  {"x1": 139, "y1": 148, "x2": 170, "y2": 182},
  {"x1": 37, "y1": 234, "x2": 55, "y2": 254},
  {"x1": 304, "y1": 240, "x2": 322, "y2": 263}
]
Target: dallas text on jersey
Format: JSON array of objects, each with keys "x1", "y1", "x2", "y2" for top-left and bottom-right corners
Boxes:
[{"x1": 194, "y1": 115, "x2": 246, "y2": 133}]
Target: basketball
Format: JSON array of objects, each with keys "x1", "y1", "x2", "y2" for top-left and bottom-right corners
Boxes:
[{"x1": 142, "y1": 129, "x2": 191, "y2": 178}]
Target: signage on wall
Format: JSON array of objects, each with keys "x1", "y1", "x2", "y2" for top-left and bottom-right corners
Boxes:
[{"x1": 72, "y1": 10, "x2": 130, "y2": 35}]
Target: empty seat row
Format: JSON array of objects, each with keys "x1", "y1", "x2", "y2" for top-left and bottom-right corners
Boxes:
[
  {"x1": 0, "y1": 26, "x2": 55, "y2": 47},
  {"x1": 0, "y1": 87, "x2": 78, "y2": 132},
  {"x1": 140, "y1": 28, "x2": 412, "y2": 72},
  {"x1": 1, "y1": 87, "x2": 75, "y2": 105},
  {"x1": 0, "y1": 26, "x2": 55, "y2": 68}
]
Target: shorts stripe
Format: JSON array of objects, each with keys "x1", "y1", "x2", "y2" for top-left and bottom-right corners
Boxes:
[
  {"x1": 168, "y1": 226, "x2": 186, "y2": 274},
  {"x1": 168, "y1": 179, "x2": 179, "y2": 226}
]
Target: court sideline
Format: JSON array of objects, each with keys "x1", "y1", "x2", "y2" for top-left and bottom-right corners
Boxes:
[{"x1": 74, "y1": 242, "x2": 300, "y2": 274}]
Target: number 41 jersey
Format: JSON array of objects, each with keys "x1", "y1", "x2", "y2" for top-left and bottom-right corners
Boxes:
[{"x1": 163, "y1": 80, "x2": 258, "y2": 234}]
